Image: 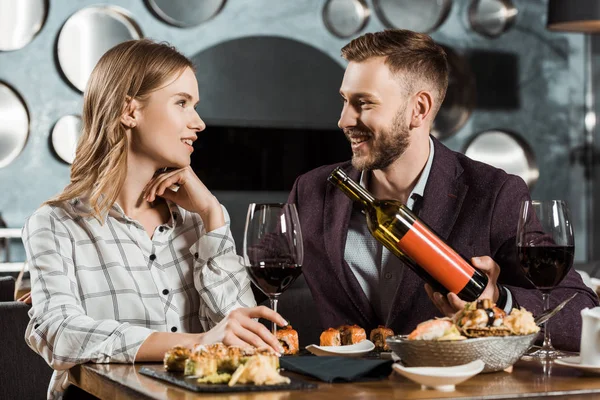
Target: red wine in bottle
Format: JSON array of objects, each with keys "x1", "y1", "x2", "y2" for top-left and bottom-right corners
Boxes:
[{"x1": 328, "y1": 167, "x2": 488, "y2": 301}]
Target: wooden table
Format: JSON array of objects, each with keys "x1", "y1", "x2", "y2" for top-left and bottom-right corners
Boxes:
[{"x1": 69, "y1": 359, "x2": 600, "y2": 400}]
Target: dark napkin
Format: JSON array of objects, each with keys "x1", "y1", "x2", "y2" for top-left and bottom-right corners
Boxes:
[{"x1": 279, "y1": 356, "x2": 393, "y2": 383}]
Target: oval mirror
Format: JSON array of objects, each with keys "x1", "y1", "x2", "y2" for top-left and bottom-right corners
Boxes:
[
  {"x1": 56, "y1": 6, "x2": 143, "y2": 92},
  {"x1": 373, "y1": 0, "x2": 452, "y2": 33},
  {"x1": 0, "y1": 82, "x2": 29, "y2": 168},
  {"x1": 323, "y1": 0, "x2": 370, "y2": 38},
  {"x1": 432, "y1": 46, "x2": 476, "y2": 140},
  {"x1": 469, "y1": 0, "x2": 518, "y2": 38},
  {"x1": 51, "y1": 115, "x2": 82, "y2": 165},
  {"x1": 147, "y1": 0, "x2": 225, "y2": 27},
  {"x1": 464, "y1": 129, "x2": 539, "y2": 188},
  {"x1": 0, "y1": 0, "x2": 48, "y2": 51}
]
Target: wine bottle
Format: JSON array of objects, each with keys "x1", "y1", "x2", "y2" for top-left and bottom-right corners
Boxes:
[{"x1": 328, "y1": 167, "x2": 488, "y2": 302}]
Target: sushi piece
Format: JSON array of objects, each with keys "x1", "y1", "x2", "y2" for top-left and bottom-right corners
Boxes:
[
  {"x1": 369, "y1": 326, "x2": 394, "y2": 351},
  {"x1": 163, "y1": 346, "x2": 191, "y2": 372},
  {"x1": 339, "y1": 324, "x2": 366, "y2": 345},
  {"x1": 320, "y1": 327, "x2": 341, "y2": 346},
  {"x1": 276, "y1": 325, "x2": 299, "y2": 355}
]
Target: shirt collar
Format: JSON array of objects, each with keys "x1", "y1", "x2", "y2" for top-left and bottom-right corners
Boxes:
[
  {"x1": 70, "y1": 197, "x2": 186, "y2": 226},
  {"x1": 359, "y1": 136, "x2": 434, "y2": 211}
]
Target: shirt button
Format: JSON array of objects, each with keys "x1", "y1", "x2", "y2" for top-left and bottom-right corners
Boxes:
[
  {"x1": 194, "y1": 252, "x2": 199, "y2": 260},
  {"x1": 34, "y1": 324, "x2": 40, "y2": 329},
  {"x1": 171, "y1": 326, "x2": 178, "y2": 332},
  {"x1": 149, "y1": 254, "x2": 156, "y2": 261},
  {"x1": 173, "y1": 213, "x2": 178, "y2": 221},
  {"x1": 162, "y1": 289, "x2": 169, "y2": 295},
  {"x1": 385, "y1": 272, "x2": 392, "y2": 279},
  {"x1": 159, "y1": 226, "x2": 165, "y2": 233}
]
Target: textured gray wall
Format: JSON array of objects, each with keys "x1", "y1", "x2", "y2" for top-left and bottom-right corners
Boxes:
[{"x1": 0, "y1": 0, "x2": 590, "y2": 261}]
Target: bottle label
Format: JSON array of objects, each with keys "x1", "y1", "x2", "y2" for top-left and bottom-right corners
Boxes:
[{"x1": 398, "y1": 220, "x2": 475, "y2": 293}]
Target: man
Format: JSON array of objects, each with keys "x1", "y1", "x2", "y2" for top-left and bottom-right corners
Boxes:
[{"x1": 288, "y1": 29, "x2": 597, "y2": 351}]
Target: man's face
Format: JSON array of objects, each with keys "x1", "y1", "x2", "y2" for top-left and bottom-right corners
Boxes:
[{"x1": 338, "y1": 57, "x2": 412, "y2": 171}]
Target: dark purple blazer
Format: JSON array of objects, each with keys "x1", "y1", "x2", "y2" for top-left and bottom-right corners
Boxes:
[{"x1": 288, "y1": 137, "x2": 598, "y2": 351}]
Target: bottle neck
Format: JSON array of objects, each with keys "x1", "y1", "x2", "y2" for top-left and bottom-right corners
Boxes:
[{"x1": 328, "y1": 167, "x2": 375, "y2": 208}]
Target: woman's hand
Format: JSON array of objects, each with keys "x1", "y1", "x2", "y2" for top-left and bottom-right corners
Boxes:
[
  {"x1": 425, "y1": 256, "x2": 500, "y2": 317},
  {"x1": 17, "y1": 291, "x2": 32, "y2": 304},
  {"x1": 144, "y1": 166, "x2": 224, "y2": 231},
  {"x1": 201, "y1": 306, "x2": 287, "y2": 354}
]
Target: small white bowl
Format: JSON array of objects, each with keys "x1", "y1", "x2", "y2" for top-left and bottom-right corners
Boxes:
[
  {"x1": 392, "y1": 360, "x2": 485, "y2": 392},
  {"x1": 305, "y1": 340, "x2": 375, "y2": 357}
]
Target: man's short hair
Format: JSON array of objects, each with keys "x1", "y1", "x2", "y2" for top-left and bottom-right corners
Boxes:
[{"x1": 341, "y1": 29, "x2": 449, "y2": 118}]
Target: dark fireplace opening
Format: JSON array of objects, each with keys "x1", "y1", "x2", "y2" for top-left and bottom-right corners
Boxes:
[{"x1": 191, "y1": 125, "x2": 351, "y2": 191}]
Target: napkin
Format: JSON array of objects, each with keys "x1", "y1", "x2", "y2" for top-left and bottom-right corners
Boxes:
[{"x1": 279, "y1": 356, "x2": 394, "y2": 383}]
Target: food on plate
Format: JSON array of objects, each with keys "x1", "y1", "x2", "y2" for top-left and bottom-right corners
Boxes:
[
  {"x1": 504, "y1": 307, "x2": 539, "y2": 335},
  {"x1": 163, "y1": 343, "x2": 287, "y2": 386},
  {"x1": 163, "y1": 346, "x2": 192, "y2": 372},
  {"x1": 228, "y1": 355, "x2": 291, "y2": 386},
  {"x1": 370, "y1": 325, "x2": 395, "y2": 351},
  {"x1": 320, "y1": 327, "x2": 341, "y2": 346},
  {"x1": 453, "y1": 298, "x2": 512, "y2": 337},
  {"x1": 319, "y1": 324, "x2": 367, "y2": 346},
  {"x1": 276, "y1": 325, "x2": 299, "y2": 355},
  {"x1": 407, "y1": 318, "x2": 466, "y2": 341},
  {"x1": 408, "y1": 299, "x2": 540, "y2": 340}
]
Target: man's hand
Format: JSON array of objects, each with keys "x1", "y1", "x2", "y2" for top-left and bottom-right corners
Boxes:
[
  {"x1": 425, "y1": 256, "x2": 500, "y2": 317},
  {"x1": 201, "y1": 306, "x2": 287, "y2": 354}
]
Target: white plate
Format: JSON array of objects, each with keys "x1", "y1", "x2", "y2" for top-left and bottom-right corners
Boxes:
[
  {"x1": 555, "y1": 356, "x2": 600, "y2": 373},
  {"x1": 392, "y1": 360, "x2": 485, "y2": 392},
  {"x1": 305, "y1": 340, "x2": 375, "y2": 357}
]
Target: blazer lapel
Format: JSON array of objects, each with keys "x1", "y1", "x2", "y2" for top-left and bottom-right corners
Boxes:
[
  {"x1": 386, "y1": 137, "x2": 468, "y2": 329},
  {"x1": 323, "y1": 163, "x2": 378, "y2": 327}
]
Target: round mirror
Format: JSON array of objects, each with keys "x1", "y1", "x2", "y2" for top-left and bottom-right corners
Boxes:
[
  {"x1": 373, "y1": 0, "x2": 452, "y2": 33},
  {"x1": 147, "y1": 0, "x2": 226, "y2": 27},
  {"x1": 56, "y1": 6, "x2": 143, "y2": 92},
  {"x1": 0, "y1": 0, "x2": 48, "y2": 51},
  {"x1": 432, "y1": 46, "x2": 476, "y2": 140},
  {"x1": 468, "y1": 0, "x2": 518, "y2": 38},
  {"x1": 51, "y1": 115, "x2": 82, "y2": 165},
  {"x1": 0, "y1": 82, "x2": 29, "y2": 168},
  {"x1": 464, "y1": 129, "x2": 539, "y2": 188},
  {"x1": 323, "y1": 0, "x2": 370, "y2": 38}
]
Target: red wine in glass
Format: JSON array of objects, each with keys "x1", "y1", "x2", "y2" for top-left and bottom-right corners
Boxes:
[
  {"x1": 243, "y1": 203, "x2": 304, "y2": 335},
  {"x1": 518, "y1": 246, "x2": 575, "y2": 292},
  {"x1": 516, "y1": 200, "x2": 574, "y2": 360}
]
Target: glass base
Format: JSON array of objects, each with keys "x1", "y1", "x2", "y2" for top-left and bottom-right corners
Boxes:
[{"x1": 521, "y1": 345, "x2": 578, "y2": 361}]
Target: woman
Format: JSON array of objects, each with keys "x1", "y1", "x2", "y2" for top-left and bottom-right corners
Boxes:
[{"x1": 22, "y1": 39, "x2": 286, "y2": 399}]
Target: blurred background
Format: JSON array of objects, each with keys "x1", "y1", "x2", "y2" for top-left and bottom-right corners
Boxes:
[{"x1": 0, "y1": 0, "x2": 598, "y2": 274}]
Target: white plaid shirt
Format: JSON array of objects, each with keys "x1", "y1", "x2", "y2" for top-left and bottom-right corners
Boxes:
[{"x1": 22, "y1": 198, "x2": 255, "y2": 399}]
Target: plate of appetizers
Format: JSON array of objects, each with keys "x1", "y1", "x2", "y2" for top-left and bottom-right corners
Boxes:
[
  {"x1": 140, "y1": 342, "x2": 316, "y2": 393},
  {"x1": 305, "y1": 324, "x2": 387, "y2": 357},
  {"x1": 387, "y1": 299, "x2": 540, "y2": 372}
]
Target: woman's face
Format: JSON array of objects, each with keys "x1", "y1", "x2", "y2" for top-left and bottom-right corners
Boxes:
[{"x1": 131, "y1": 66, "x2": 205, "y2": 169}]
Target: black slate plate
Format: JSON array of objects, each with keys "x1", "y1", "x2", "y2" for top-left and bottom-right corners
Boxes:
[{"x1": 139, "y1": 365, "x2": 317, "y2": 393}]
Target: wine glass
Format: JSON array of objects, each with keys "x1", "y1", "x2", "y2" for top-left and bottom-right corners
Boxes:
[
  {"x1": 243, "y1": 203, "x2": 304, "y2": 335},
  {"x1": 516, "y1": 200, "x2": 575, "y2": 360}
]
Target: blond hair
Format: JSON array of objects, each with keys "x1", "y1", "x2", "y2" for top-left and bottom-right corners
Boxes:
[
  {"x1": 341, "y1": 29, "x2": 449, "y2": 118},
  {"x1": 46, "y1": 39, "x2": 193, "y2": 221}
]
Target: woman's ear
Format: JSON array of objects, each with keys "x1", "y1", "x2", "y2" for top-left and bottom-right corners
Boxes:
[
  {"x1": 410, "y1": 90, "x2": 433, "y2": 129},
  {"x1": 120, "y1": 96, "x2": 139, "y2": 128}
]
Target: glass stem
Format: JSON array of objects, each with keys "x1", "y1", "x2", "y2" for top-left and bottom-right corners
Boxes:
[
  {"x1": 541, "y1": 292, "x2": 553, "y2": 351},
  {"x1": 270, "y1": 297, "x2": 279, "y2": 336}
]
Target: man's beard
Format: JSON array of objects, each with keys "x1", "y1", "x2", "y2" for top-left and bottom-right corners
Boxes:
[{"x1": 346, "y1": 110, "x2": 410, "y2": 171}]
